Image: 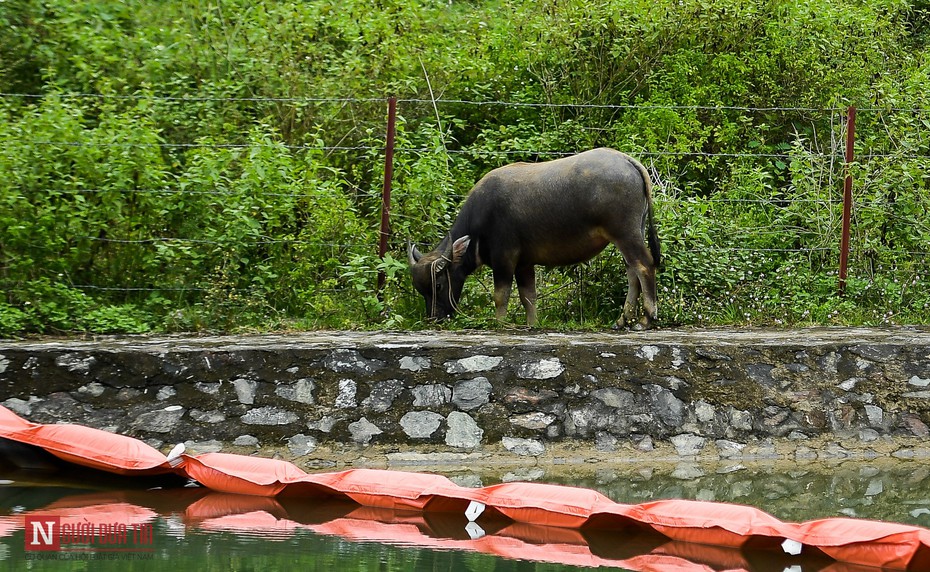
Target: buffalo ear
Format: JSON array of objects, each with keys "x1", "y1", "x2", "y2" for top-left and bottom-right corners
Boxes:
[
  {"x1": 407, "y1": 241, "x2": 422, "y2": 266},
  {"x1": 452, "y1": 235, "x2": 471, "y2": 264}
]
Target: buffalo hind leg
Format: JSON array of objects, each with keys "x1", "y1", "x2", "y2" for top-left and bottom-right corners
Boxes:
[
  {"x1": 616, "y1": 265, "x2": 641, "y2": 329},
  {"x1": 516, "y1": 266, "x2": 538, "y2": 327},
  {"x1": 615, "y1": 245, "x2": 658, "y2": 330},
  {"x1": 636, "y1": 260, "x2": 658, "y2": 330}
]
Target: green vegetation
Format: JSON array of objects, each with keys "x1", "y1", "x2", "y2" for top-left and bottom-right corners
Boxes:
[{"x1": 2, "y1": 0, "x2": 930, "y2": 336}]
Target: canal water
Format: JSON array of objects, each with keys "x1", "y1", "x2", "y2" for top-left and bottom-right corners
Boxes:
[{"x1": 2, "y1": 459, "x2": 929, "y2": 571}]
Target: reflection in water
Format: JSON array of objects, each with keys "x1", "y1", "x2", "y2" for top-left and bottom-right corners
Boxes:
[{"x1": 1, "y1": 460, "x2": 928, "y2": 571}]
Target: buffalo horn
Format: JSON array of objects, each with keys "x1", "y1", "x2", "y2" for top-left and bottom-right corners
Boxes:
[{"x1": 407, "y1": 241, "x2": 423, "y2": 265}]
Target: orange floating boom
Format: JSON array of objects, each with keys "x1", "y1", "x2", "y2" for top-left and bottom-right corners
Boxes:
[{"x1": 2, "y1": 405, "x2": 929, "y2": 570}]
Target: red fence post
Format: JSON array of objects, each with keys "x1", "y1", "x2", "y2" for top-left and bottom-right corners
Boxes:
[
  {"x1": 378, "y1": 97, "x2": 397, "y2": 294},
  {"x1": 838, "y1": 105, "x2": 856, "y2": 296}
]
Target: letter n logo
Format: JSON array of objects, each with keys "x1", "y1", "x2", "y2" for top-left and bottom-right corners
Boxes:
[{"x1": 24, "y1": 516, "x2": 60, "y2": 551}]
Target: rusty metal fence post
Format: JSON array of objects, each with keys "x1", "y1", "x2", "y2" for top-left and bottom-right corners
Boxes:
[
  {"x1": 377, "y1": 96, "x2": 397, "y2": 294},
  {"x1": 838, "y1": 105, "x2": 856, "y2": 296}
]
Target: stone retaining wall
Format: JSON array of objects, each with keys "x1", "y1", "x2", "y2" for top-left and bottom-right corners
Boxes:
[{"x1": 2, "y1": 327, "x2": 930, "y2": 465}]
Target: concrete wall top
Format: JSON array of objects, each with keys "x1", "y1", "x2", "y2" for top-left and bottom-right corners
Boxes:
[
  {"x1": 2, "y1": 326, "x2": 928, "y2": 352},
  {"x1": 3, "y1": 327, "x2": 930, "y2": 467}
]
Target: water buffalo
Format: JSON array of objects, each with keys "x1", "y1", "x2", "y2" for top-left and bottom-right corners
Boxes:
[{"x1": 408, "y1": 147, "x2": 661, "y2": 329}]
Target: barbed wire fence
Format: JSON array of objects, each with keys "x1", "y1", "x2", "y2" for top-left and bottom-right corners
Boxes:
[{"x1": 2, "y1": 92, "x2": 929, "y2": 326}]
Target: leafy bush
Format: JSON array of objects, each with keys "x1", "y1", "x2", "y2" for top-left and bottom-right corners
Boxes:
[{"x1": 1, "y1": 0, "x2": 929, "y2": 335}]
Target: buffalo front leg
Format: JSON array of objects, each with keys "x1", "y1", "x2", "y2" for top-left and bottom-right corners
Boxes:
[
  {"x1": 492, "y1": 268, "x2": 514, "y2": 322},
  {"x1": 515, "y1": 266, "x2": 538, "y2": 327}
]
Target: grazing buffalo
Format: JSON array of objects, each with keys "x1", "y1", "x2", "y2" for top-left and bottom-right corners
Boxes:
[{"x1": 408, "y1": 147, "x2": 661, "y2": 329}]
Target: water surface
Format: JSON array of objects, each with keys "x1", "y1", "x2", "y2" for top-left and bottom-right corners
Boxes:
[{"x1": 2, "y1": 459, "x2": 928, "y2": 571}]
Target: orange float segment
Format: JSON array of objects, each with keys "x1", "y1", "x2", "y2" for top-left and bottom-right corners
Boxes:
[
  {"x1": 301, "y1": 468, "x2": 462, "y2": 499},
  {"x1": 794, "y1": 518, "x2": 930, "y2": 570},
  {"x1": 602, "y1": 498, "x2": 792, "y2": 548},
  {"x1": 0, "y1": 405, "x2": 172, "y2": 475},
  {"x1": 185, "y1": 452, "x2": 310, "y2": 485},
  {"x1": 0, "y1": 405, "x2": 33, "y2": 431},
  {"x1": 178, "y1": 453, "x2": 307, "y2": 497},
  {"x1": 26, "y1": 425, "x2": 172, "y2": 475},
  {"x1": 647, "y1": 523, "x2": 765, "y2": 550},
  {"x1": 296, "y1": 468, "x2": 472, "y2": 511},
  {"x1": 795, "y1": 517, "x2": 930, "y2": 547},
  {"x1": 619, "y1": 499, "x2": 790, "y2": 537},
  {"x1": 473, "y1": 481, "x2": 614, "y2": 528}
]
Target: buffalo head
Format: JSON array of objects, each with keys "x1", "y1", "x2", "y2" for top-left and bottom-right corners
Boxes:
[{"x1": 408, "y1": 235, "x2": 471, "y2": 321}]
